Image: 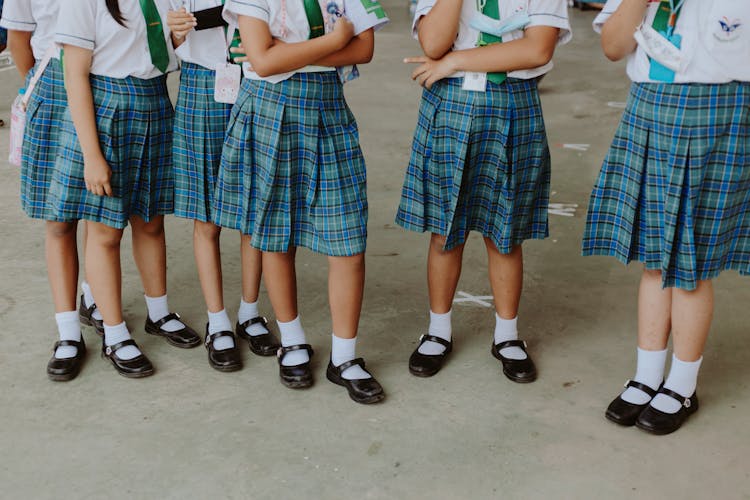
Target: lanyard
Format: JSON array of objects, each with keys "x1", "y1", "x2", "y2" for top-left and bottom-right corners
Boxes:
[{"x1": 666, "y1": 0, "x2": 686, "y2": 35}]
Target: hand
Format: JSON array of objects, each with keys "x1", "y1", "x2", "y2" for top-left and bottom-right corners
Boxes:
[
  {"x1": 404, "y1": 53, "x2": 457, "y2": 89},
  {"x1": 168, "y1": 8, "x2": 197, "y2": 41},
  {"x1": 84, "y1": 155, "x2": 113, "y2": 197},
  {"x1": 229, "y1": 43, "x2": 249, "y2": 63},
  {"x1": 331, "y1": 16, "x2": 355, "y2": 49}
]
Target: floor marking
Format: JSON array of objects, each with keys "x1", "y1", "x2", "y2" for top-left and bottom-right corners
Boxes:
[
  {"x1": 555, "y1": 143, "x2": 590, "y2": 152},
  {"x1": 607, "y1": 101, "x2": 627, "y2": 109},
  {"x1": 453, "y1": 291, "x2": 494, "y2": 308},
  {"x1": 548, "y1": 203, "x2": 578, "y2": 217}
]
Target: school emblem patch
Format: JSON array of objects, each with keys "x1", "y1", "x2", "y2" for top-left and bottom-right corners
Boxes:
[{"x1": 714, "y1": 16, "x2": 742, "y2": 42}]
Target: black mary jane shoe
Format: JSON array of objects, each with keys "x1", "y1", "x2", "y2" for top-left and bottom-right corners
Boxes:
[
  {"x1": 205, "y1": 326, "x2": 242, "y2": 372},
  {"x1": 78, "y1": 294, "x2": 104, "y2": 336},
  {"x1": 47, "y1": 338, "x2": 86, "y2": 382},
  {"x1": 276, "y1": 344, "x2": 314, "y2": 389},
  {"x1": 605, "y1": 380, "x2": 659, "y2": 426},
  {"x1": 326, "y1": 358, "x2": 385, "y2": 405},
  {"x1": 102, "y1": 338, "x2": 154, "y2": 378},
  {"x1": 635, "y1": 387, "x2": 699, "y2": 435},
  {"x1": 408, "y1": 334, "x2": 452, "y2": 378},
  {"x1": 145, "y1": 312, "x2": 201, "y2": 349},
  {"x1": 235, "y1": 317, "x2": 281, "y2": 357},
  {"x1": 491, "y1": 339, "x2": 537, "y2": 383}
]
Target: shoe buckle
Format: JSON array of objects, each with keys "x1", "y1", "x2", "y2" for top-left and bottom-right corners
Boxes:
[
  {"x1": 105, "y1": 346, "x2": 112, "y2": 356},
  {"x1": 418, "y1": 334, "x2": 425, "y2": 342},
  {"x1": 623, "y1": 379, "x2": 631, "y2": 389},
  {"x1": 276, "y1": 347, "x2": 283, "y2": 359},
  {"x1": 523, "y1": 340, "x2": 528, "y2": 349},
  {"x1": 683, "y1": 398, "x2": 691, "y2": 409}
]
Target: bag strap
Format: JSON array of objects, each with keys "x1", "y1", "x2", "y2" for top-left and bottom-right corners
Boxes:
[{"x1": 22, "y1": 45, "x2": 58, "y2": 107}]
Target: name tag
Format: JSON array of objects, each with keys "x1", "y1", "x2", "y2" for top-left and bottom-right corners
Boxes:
[
  {"x1": 214, "y1": 62, "x2": 241, "y2": 104},
  {"x1": 462, "y1": 72, "x2": 487, "y2": 92}
]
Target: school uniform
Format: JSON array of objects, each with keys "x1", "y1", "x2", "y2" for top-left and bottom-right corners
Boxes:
[
  {"x1": 48, "y1": 0, "x2": 179, "y2": 229},
  {"x1": 170, "y1": 0, "x2": 235, "y2": 223},
  {"x1": 582, "y1": 0, "x2": 750, "y2": 290},
  {"x1": 214, "y1": 0, "x2": 388, "y2": 256},
  {"x1": 395, "y1": 0, "x2": 571, "y2": 252},
  {"x1": 0, "y1": 0, "x2": 66, "y2": 221}
]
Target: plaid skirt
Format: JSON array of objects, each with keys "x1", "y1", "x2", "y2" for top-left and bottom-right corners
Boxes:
[
  {"x1": 213, "y1": 72, "x2": 368, "y2": 256},
  {"x1": 582, "y1": 82, "x2": 750, "y2": 290},
  {"x1": 20, "y1": 59, "x2": 68, "y2": 221},
  {"x1": 395, "y1": 78, "x2": 551, "y2": 252},
  {"x1": 48, "y1": 75, "x2": 175, "y2": 229},
  {"x1": 173, "y1": 62, "x2": 232, "y2": 222}
]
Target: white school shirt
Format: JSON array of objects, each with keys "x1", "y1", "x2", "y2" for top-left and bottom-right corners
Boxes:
[
  {"x1": 0, "y1": 0, "x2": 60, "y2": 60},
  {"x1": 55, "y1": 0, "x2": 179, "y2": 79},
  {"x1": 412, "y1": 0, "x2": 571, "y2": 80},
  {"x1": 223, "y1": 0, "x2": 389, "y2": 83},
  {"x1": 169, "y1": 0, "x2": 233, "y2": 70},
  {"x1": 594, "y1": 0, "x2": 750, "y2": 83}
]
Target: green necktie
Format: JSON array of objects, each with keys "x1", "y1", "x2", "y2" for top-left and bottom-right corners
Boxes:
[
  {"x1": 138, "y1": 0, "x2": 170, "y2": 72},
  {"x1": 478, "y1": 0, "x2": 506, "y2": 85},
  {"x1": 303, "y1": 0, "x2": 325, "y2": 39}
]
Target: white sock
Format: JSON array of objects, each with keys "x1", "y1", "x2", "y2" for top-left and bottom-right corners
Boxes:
[
  {"x1": 651, "y1": 355, "x2": 702, "y2": 414},
  {"x1": 145, "y1": 294, "x2": 185, "y2": 332},
  {"x1": 54, "y1": 311, "x2": 82, "y2": 359},
  {"x1": 81, "y1": 281, "x2": 102, "y2": 321},
  {"x1": 104, "y1": 322, "x2": 141, "y2": 360},
  {"x1": 493, "y1": 315, "x2": 527, "y2": 360},
  {"x1": 207, "y1": 309, "x2": 235, "y2": 351},
  {"x1": 418, "y1": 310, "x2": 452, "y2": 355},
  {"x1": 331, "y1": 334, "x2": 371, "y2": 380},
  {"x1": 277, "y1": 316, "x2": 309, "y2": 366},
  {"x1": 238, "y1": 298, "x2": 269, "y2": 336},
  {"x1": 620, "y1": 347, "x2": 667, "y2": 405}
]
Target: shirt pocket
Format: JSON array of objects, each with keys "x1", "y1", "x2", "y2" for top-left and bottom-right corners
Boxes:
[{"x1": 700, "y1": 2, "x2": 750, "y2": 80}]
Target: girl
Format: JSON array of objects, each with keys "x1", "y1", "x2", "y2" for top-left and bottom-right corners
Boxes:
[
  {"x1": 1, "y1": 0, "x2": 105, "y2": 381},
  {"x1": 397, "y1": 1, "x2": 570, "y2": 382},
  {"x1": 50, "y1": 0, "x2": 201, "y2": 378},
  {"x1": 218, "y1": 0, "x2": 388, "y2": 403},
  {"x1": 166, "y1": 1, "x2": 279, "y2": 372},
  {"x1": 584, "y1": 0, "x2": 750, "y2": 434}
]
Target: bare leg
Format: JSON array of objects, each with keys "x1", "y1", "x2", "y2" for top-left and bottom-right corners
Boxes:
[
  {"x1": 45, "y1": 221, "x2": 79, "y2": 313},
  {"x1": 328, "y1": 254, "x2": 365, "y2": 339},
  {"x1": 484, "y1": 240, "x2": 523, "y2": 320},
  {"x1": 130, "y1": 215, "x2": 167, "y2": 298},
  {"x1": 85, "y1": 222, "x2": 124, "y2": 326},
  {"x1": 241, "y1": 234, "x2": 263, "y2": 303},
  {"x1": 427, "y1": 234, "x2": 464, "y2": 314},
  {"x1": 671, "y1": 280, "x2": 713, "y2": 361},
  {"x1": 193, "y1": 220, "x2": 224, "y2": 313},
  {"x1": 262, "y1": 248, "x2": 297, "y2": 322}
]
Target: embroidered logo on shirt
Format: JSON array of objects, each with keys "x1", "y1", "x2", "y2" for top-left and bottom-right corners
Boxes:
[{"x1": 715, "y1": 16, "x2": 742, "y2": 42}]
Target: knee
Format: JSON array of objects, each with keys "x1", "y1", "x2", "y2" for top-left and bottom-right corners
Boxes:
[
  {"x1": 132, "y1": 216, "x2": 165, "y2": 238},
  {"x1": 88, "y1": 224, "x2": 123, "y2": 249},
  {"x1": 46, "y1": 221, "x2": 77, "y2": 239},
  {"x1": 642, "y1": 268, "x2": 662, "y2": 281},
  {"x1": 194, "y1": 221, "x2": 221, "y2": 241}
]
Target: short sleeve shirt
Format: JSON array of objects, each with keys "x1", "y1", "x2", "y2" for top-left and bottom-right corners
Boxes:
[
  {"x1": 169, "y1": 0, "x2": 232, "y2": 70},
  {"x1": 0, "y1": 0, "x2": 60, "y2": 60},
  {"x1": 594, "y1": 0, "x2": 750, "y2": 83},
  {"x1": 412, "y1": 0, "x2": 572, "y2": 79},
  {"x1": 224, "y1": 0, "x2": 389, "y2": 82},
  {"x1": 56, "y1": 0, "x2": 178, "y2": 79}
]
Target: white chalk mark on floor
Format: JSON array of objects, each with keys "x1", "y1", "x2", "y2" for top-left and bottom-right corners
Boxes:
[
  {"x1": 454, "y1": 291, "x2": 494, "y2": 308},
  {"x1": 607, "y1": 101, "x2": 627, "y2": 109},
  {"x1": 557, "y1": 143, "x2": 590, "y2": 152},
  {"x1": 548, "y1": 203, "x2": 578, "y2": 217}
]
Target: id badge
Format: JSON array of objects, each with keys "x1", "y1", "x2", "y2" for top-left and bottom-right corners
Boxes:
[
  {"x1": 634, "y1": 23, "x2": 682, "y2": 82},
  {"x1": 462, "y1": 71, "x2": 487, "y2": 92},
  {"x1": 214, "y1": 62, "x2": 241, "y2": 104}
]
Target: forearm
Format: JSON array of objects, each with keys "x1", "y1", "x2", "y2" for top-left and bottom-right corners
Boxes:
[
  {"x1": 314, "y1": 29, "x2": 374, "y2": 67},
  {"x1": 240, "y1": 17, "x2": 343, "y2": 77},
  {"x1": 601, "y1": 0, "x2": 650, "y2": 61},
  {"x1": 8, "y1": 30, "x2": 34, "y2": 79},
  {"x1": 63, "y1": 48, "x2": 104, "y2": 162},
  {"x1": 417, "y1": 0, "x2": 462, "y2": 59},
  {"x1": 445, "y1": 27, "x2": 559, "y2": 74}
]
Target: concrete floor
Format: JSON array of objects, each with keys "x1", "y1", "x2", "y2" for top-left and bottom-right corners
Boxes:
[{"x1": 1, "y1": 3, "x2": 749, "y2": 499}]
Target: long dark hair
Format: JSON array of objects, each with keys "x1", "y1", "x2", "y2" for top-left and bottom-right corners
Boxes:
[{"x1": 106, "y1": 0, "x2": 126, "y2": 26}]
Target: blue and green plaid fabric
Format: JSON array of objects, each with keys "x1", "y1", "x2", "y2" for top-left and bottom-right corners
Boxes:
[
  {"x1": 20, "y1": 59, "x2": 68, "y2": 221},
  {"x1": 213, "y1": 72, "x2": 368, "y2": 256},
  {"x1": 49, "y1": 75, "x2": 175, "y2": 229},
  {"x1": 173, "y1": 62, "x2": 232, "y2": 222},
  {"x1": 583, "y1": 82, "x2": 750, "y2": 290},
  {"x1": 396, "y1": 78, "x2": 551, "y2": 252}
]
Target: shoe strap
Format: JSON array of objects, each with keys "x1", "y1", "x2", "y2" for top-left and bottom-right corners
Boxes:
[
  {"x1": 277, "y1": 343, "x2": 314, "y2": 361},
  {"x1": 82, "y1": 296, "x2": 98, "y2": 317},
  {"x1": 657, "y1": 387, "x2": 692, "y2": 408},
  {"x1": 152, "y1": 312, "x2": 181, "y2": 329},
  {"x1": 205, "y1": 330, "x2": 236, "y2": 346},
  {"x1": 419, "y1": 334, "x2": 452, "y2": 349},
  {"x1": 103, "y1": 338, "x2": 138, "y2": 358},
  {"x1": 624, "y1": 379, "x2": 658, "y2": 398},
  {"x1": 333, "y1": 357, "x2": 366, "y2": 375},
  {"x1": 494, "y1": 339, "x2": 528, "y2": 351},
  {"x1": 238, "y1": 316, "x2": 268, "y2": 331},
  {"x1": 53, "y1": 339, "x2": 83, "y2": 351}
]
